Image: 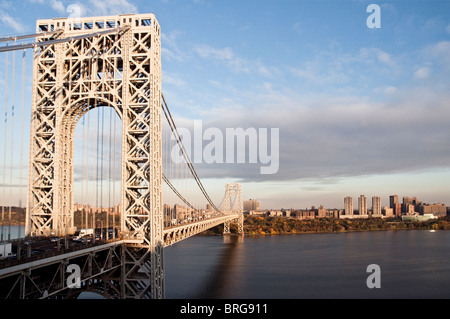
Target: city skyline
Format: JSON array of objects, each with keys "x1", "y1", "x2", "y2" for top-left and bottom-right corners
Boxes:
[{"x1": 0, "y1": 1, "x2": 449, "y2": 210}]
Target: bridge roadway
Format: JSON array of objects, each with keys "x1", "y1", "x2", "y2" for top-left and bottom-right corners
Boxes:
[{"x1": 0, "y1": 213, "x2": 241, "y2": 299}]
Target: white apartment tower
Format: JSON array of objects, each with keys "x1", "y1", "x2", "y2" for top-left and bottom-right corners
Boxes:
[
  {"x1": 358, "y1": 195, "x2": 367, "y2": 215},
  {"x1": 344, "y1": 196, "x2": 353, "y2": 215},
  {"x1": 372, "y1": 196, "x2": 381, "y2": 216}
]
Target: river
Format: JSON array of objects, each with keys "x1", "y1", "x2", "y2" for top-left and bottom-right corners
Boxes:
[
  {"x1": 3, "y1": 226, "x2": 449, "y2": 298},
  {"x1": 164, "y1": 230, "x2": 450, "y2": 299}
]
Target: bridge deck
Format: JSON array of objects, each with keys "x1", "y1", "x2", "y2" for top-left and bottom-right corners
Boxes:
[{"x1": 0, "y1": 214, "x2": 241, "y2": 278}]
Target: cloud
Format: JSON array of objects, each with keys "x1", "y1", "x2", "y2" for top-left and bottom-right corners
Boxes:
[
  {"x1": 86, "y1": 0, "x2": 137, "y2": 16},
  {"x1": 29, "y1": 0, "x2": 64, "y2": 14},
  {"x1": 193, "y1": 44, "x2": 277, "y2": 77},
  {"x1": 414, "y1": 67, "x2": 431, "y2": 80},
  {"x1": 358, "y1": 47, "x2": 395, "y2": 67},
  {"x1": 161, "y1": 31, "x2": 187, "y2": 62},
  {"x1": 0, "y1": 11, "x2": 27, "y2": 33},
  {"x1": 162, "y1": 71, "x2": 187, "y2": 88},
  {"x1": 165, "y1": 36, "x2": 450, "y2": 184},
  {"x1": 176, "y1": 81, "x2": 450, "y2": 184},
  {"x1": 194, "y1": 45, "x2": 249, "y2": 73},
  {"x1": 426, "y1": 41, "x2": 450, "y2": 68},
  {"x1": 29, "y1": 0, "x2": 137, "y2": 17},
  {"x1": 288, "y1": 47, "x2": 397, "y2": 88},
  {"x1": 30, "y1": 0, "x2": 65, "y2": 14},
  {"x1": 50, "y1": 0, "x2": 65, "y2": 14},
  {"x1": 384, "y1": 86, "x2": 397, "y2": 95}
]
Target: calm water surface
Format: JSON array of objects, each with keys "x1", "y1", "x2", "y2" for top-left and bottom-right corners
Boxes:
[
  {"x1": 164, "y1": 230, "x2": 450, "y2": 299},
  {"x1": 4, "y1": 226, "x2": 449, "y2": 298}
]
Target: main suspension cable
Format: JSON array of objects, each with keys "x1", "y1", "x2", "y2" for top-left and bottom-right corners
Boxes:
[{"x1": 161, "y1": 94, "x2": 220, "y2": 213}]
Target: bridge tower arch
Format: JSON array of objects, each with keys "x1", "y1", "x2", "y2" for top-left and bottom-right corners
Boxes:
[{"x1": 25, "y1": 13, "x2": 164, "y2": 298}]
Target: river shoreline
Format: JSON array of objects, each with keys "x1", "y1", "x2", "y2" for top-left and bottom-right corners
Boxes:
[{"x1": 3, "y1": 215, "x2": 449, "y2": 236}]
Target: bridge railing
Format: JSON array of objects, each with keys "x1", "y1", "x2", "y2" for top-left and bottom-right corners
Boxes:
[{"x1": 0, "y1": 237, "x2": 123, "y2": 271}]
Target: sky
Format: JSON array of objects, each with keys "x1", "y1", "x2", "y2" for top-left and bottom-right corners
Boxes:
[{"x1": 0, "y1": 0, "x2": 450, "y2": 210}]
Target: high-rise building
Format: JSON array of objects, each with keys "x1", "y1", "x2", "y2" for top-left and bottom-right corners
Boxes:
[
  {"x1": 417, "y1": 203, "x2": 447, "y2": 217},
  {"x1": 402, "y1": 196, "x2": 414, "y2": 213},
  {"x1": 372, "y1": 196, "x2": 381, "y2": 216},
  {"x1": 243, "y1": 199, "x2": 260, "y2": 211},
  {"x1": 395, "y1": 203, "x2": 402, "y2": 217},
  {"x1": 358, "y1": 195, "x2": 367, "y2": 215},
  {"x1": 382, "y1": 206, "x2": 394, "y2": 217},
  {"x1": 389, "y1": 195, "x2": 398, "y2": 209},
  {"x1": 344, "y1": 196, "x2": 353, "y2": 215}
]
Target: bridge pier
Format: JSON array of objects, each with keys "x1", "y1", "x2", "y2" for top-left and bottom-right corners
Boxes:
[{"x1": 223, "y1": 214, "x2": 244, "y2": 235}]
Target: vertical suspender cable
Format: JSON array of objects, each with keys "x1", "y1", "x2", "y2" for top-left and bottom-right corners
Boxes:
[
  {"x1": 81, "y1": 115, "x2": 85, "y2": 229},
  {"x1": 95, "y1": 105, "x2": 99, "y2": 232},
  {"x1": 85, "y1": 110, "x2": 90, "y2": 229},
  {"x1": 112, "y1": 110, "x2": 116, "y2": 238},
  {"x1": 8, "y1": 45, "x2": 16, "y2": 240},
  {"x1": 2, "y1": 48, "x2": 8, "y2": 242},
  {"x1": 107, "y1": 107, "x2": 112, "y2": 239},
  {"x1": 19, "y1": 49, "x2": 26, "y2": 237},
  {"x1": 100, "y1": 106, "x2": 104, "y2": 238}
]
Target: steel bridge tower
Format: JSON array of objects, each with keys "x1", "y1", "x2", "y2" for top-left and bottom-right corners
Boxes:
[
  {"x1": 25, "y1": 14, "x2": 163, "y2": 298},
  {"x1": 223, "y1": 183, "x2": 244, "y2": 234}
]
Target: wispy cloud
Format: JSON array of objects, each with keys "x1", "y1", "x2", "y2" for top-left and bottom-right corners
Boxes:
[
  {"x1": 0, "y1": 11, "x2": 27, "y2": 33},
  {"x1": 414, "y1": 67, "x2": 431, "y2": 80},
  {"x1": 29, "y1": 0, "x2": 65, "y2": 14},
  {"x1": 29, "y1": 0, "x2": 137, "y2": 17},
  {"x1": 83, "y1": 0, "x2": 138, "y2": 16},
  {"x1": 194, "y1": 44, "x2": 250, "y2": 73},
  {"x1": 161, "y1": 31, "x2": 187, "y2": 62},
  {"x1": 426, "y1": 41, "x2": 450, "y2": 68},
  {"x1": 193, "y1": 43, "x2": 279, "y2": 77}
]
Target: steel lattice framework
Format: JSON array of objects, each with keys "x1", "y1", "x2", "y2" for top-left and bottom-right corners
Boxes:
[
  {"x1": 25, "y1": 14, "x2": 163, "y2": 299},
  {"x1": 223, "y1": 183, "x2": 244, "y2": 234}
]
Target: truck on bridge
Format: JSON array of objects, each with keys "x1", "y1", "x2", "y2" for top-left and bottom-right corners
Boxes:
[
  {"x1": 0, "y1": 243, "x2": 15, "y2": 260},
  {"x1": 73, "y1": 229, "x2": 94, "y2": 242}
]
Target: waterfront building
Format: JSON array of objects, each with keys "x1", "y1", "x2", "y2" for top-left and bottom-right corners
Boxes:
[
  {"x1": 382, "y1": 206, "x2": 394, "y2": 217},
  {"x1": 244, "y1": 199, "x2": 261, "y2": 212},
  {"x1": 417, "y1": 203, "x2": 447, "y2": 217},
  {"x1": 358, "y1": 195, "x2": 367, "y2": 215},
  {"x1": 395, "y1": 203, "x2": 402, "y2": 217},
  {"x1": 372, "y1": 196, "x2": 382, "y2": 217},
  {"x1": 344, "y1": 196, "x2": 353, "y2": 215},
  {"x1": 390, "y1": 195, "x2": 398, "y2": 209}
]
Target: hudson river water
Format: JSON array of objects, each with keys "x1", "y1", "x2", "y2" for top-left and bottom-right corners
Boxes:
[
  {"x1": 4, "y1": 226, "x2": 449, "y2": 298},
  {"x1": 164, "y1": 230, "x2": 450, "y2": 299}
]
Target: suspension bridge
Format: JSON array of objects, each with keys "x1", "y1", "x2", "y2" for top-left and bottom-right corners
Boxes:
[{"x1": 0, "y1": 13, "x2": 244, "y2": 299}]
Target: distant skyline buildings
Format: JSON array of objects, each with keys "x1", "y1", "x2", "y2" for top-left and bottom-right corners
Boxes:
[{"x1": 341, "y1": 194, "x2": 447, "y2": 217}]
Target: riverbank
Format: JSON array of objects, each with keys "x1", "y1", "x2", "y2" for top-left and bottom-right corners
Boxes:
[
  {"x1": 3, "y1": 215, "x2": 449, "y2": 235},
  {"x1": 242, "y1": 215, "x2": 450, "y2": 235}
]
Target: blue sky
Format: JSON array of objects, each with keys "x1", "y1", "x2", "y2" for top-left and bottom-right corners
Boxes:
[{"x1": 0, "y1": 0, "x2": 450, "y2": 210}]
